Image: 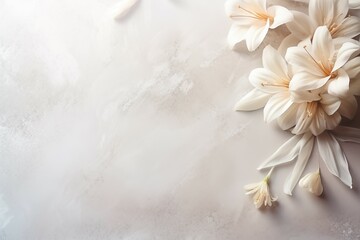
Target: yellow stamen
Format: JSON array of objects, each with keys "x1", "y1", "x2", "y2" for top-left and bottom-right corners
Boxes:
[
  {"x1": 303, "y1": 46, "x2": 336, "y2": 78},
  {"x1": 231, "y1": 5, "x2": 273, "y2": 22}
]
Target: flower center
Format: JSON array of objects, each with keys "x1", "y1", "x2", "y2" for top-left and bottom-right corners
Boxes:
[
  {"x1": 230, "y1": 5, "x2": 273, "y2": 22},
  {"x1": 303, "y1": 46, "x2": 336, "y2": 78},
  {"x1": 306, "y1": 102, "x2": 318, "y2": 118},
  {"x1": 328, "y1": 22, "x2": 340, "y2": 36}
]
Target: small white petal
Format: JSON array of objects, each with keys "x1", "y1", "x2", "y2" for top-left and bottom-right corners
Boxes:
[
  {"x1": 234, "y1": 89, "x2": 271, "y2": 111},
  {"x1": 317, "y1": 131, "x2": 352, "y2": 188}
]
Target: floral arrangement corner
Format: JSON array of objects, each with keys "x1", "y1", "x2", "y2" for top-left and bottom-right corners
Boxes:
[{"x1": 225, "y1": 0, "x2": 360, "y2": 208}]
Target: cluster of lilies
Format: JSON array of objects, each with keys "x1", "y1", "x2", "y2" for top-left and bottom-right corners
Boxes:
[{"x1": 226, "y1": 0, "x2": 360, "y2": 208}]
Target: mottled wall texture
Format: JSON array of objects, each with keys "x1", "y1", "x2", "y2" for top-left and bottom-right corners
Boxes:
[{"x1": 1, "y1": 0, "x2": 360, "y2": 239}]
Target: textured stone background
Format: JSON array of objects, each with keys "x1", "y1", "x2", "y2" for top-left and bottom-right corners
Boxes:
[{"x1": 0, "y1": 0, "x2": 360, "y2": 239}]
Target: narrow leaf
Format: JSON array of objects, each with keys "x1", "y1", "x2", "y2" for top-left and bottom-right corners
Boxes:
[
  {"x1": 284, "y1": 135, "x2": 314, "y2": 195},
  {"x1": 257, "y1": 133, "x2": 312, "y2": 170},
  {"x1": 317, "y1": 132, "x2": 352, "y2": 188}
]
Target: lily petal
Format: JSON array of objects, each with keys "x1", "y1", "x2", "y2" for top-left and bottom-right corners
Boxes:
[
  {"x1": 334, "y1": 16, "x2": 360, "y2": 39},
  {"x1": 350, "y1": 80, "x2": 360, "y2": 96},
  {"x1": 327, "y1": 69, "x2": 350, "y2": 97},
  {"x1": 333, "y1": 0, "x2": 349, "y2": 24},
  {"x1": 349, "y1": 0, "x2": 360, "y2": 9},
  {"x1": 309, "y1": 107, "x2": 328, "y2": 136},
  {"x1": 285, "y1": 46, "x2": 325, "y2": 77},
  {"x1": 291, "y1": 89, "x2": 322, "y2": 103},
  {"x1": 284, "y1": 133, "x2": 314, "y2": 195},
  {"x1": 333, "y1": 42, "x2": 360, "y2": 72},
  {"x1": 262, "y1": 45, "x2": 289, "y2": 80},
  {"x1": 343, "y1": 57, "x2": 360, "y2": 79},
  {"x1": 267, "y1": 5, "x2": 293, "y2": 29},
  {"x1": 246, "y1": 19, "x2": 270, "y2": 51},
  {"x1": 277, "y1": 103, "x2": 298, "y2": 130},
  {"x1": 320, "y1": 93, "x2": 341, "y2": 115},
  {"x1": 339, "y1": 95, "x2": 358, "y2": 119},
  {"x1": 292, "y1": 103, "x2": 313, "y2": 135},
  {"x1": 278, "y1": 34, "x2": 301, "y2": 57},
  {"x1": 290, "y1": 72, "x2": 330, "y2": 91},
  {"x1": 309, "y1": 0, "x2": 334, "y2": 26},
  {"x1": 317, "y1": 131, "x2": 352, "y2": 188},
  {"x1": 286, "y1": 11, "x2": 314, "y2": 41},
  {"x1": 225, "y1": 0, "x2": 260, "y2": 26},
  {"x1": 324, "y1": 112, "x2": 341, "y2": 131},
  {"x1": 312, "y1": 26, "x2": 334, "y2": 69},
  {"x1": 264, "y1": 92, "x2": 293, "y2": 123},
  {"x1": 234, "y1": 89, "x2": 271, "y2": 111},
  {"x1": 249, "y1": 68, "x2": 286, "y2": 93}
]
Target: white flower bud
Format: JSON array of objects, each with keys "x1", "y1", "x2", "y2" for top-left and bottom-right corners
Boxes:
[{"x1": 299, "y1": 170, "x2": 323, "y2": 196}]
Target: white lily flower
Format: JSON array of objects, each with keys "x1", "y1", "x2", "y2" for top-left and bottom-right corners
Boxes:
[
  {"x1": 244, "y1": 167, "x2": 277, "y2": 208},
  {"x1": 225, "y1": 0, "x2": 293, "y2": 51},
  {"x1": 286, "y1": 26, "x2": 360, "y2": 97},
  {"x1": 235, "y1": 43, "x2": 357, "y2": 136},
  {"x1": 235, "y1": 45, "x2": 295, "y2": 128},
  {"x1": 299, "y1": 170, "x2": 323, "y2": 196},
  {"x1": 283, "y1": 0, "x2": 360, "y2": 51}
]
